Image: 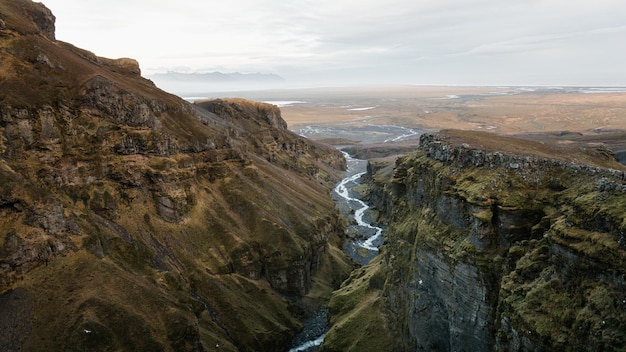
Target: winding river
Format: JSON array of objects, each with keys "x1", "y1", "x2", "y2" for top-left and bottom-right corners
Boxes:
[
  {"x1": 287, "y1": 124, "x2": 421, "y2": 352},
  {"x1": 333, "y1": 151, "x2": 384, "y2": 265},
  {"x1": 287, "y1": 152, "x2": 384, "y2": 352}
]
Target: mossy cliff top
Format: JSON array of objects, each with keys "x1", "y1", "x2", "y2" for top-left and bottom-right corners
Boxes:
[
  {"x1": 323, "y1": 131, "x2": 626, "y2": 351},
  {"x1": 1, "y1": 1, "x2": 353, "y2": 351},
  {"x1": 420, "y1": 130, "x2": 625, "y2": 177}
]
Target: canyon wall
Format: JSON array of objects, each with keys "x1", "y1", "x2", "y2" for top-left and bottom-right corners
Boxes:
[
  {"x1": 0, "y1": 2, "x2": 354, "y2": 351},
  {"x1": 323, "y1": 132, "x2": 626, "y2": 351}
]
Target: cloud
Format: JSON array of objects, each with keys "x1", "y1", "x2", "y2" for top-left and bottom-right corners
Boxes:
[{"x1": 43, "y1": 0, "x2": 626, "y2": 85}]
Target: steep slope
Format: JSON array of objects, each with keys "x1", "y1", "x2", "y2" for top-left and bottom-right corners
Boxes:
[
  {"x1": 323, "y1": 131, "x2": 626, "y2": 351},
  {"x1": 0, "y1": 1, "x2": 354, "y2": 351}
]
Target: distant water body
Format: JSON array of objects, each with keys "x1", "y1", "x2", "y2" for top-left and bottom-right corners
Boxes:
[
  {"x1": 262, "y1": 100, "x2": 306, "y2": 107},
  {"x1": 477, "y1": 86, "x2": 626, "y2": 95},
  {"x1": 296, "y1": 124, "x2": 421, "y2": 144}
]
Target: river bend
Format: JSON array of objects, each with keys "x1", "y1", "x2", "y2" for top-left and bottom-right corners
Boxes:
[
  {"x1": 287, "y1": 151, "x2": 384, "y2": 352},
  {"x1": 333, "y1": 151, "x2": 384, "y2": 265}
]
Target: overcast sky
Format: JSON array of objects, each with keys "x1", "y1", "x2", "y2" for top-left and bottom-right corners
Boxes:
[{"x1": 43, "y1": 0, "x2": 626, "y2": 87}]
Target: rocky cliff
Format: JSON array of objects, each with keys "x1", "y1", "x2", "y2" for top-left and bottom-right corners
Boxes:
[
  {"x1": 0, "y1": 1, "x2": 354, "y2": 351},
  {"x1": 323, "y1": 130, "x2": 626, "y2": 351}
]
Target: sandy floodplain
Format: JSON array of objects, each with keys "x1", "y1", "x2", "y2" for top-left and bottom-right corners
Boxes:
[{"x1": 223, "y1": 85, "x2": 626, "y2": 134}]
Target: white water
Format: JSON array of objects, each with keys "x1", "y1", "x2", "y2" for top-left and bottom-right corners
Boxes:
[
  {"x1": 296, "y1": 123, "x2": 422, "y2": 145},
  {"x1": 288, "y1": 333, "x2": 327, "y2": 352},
  {"x1": 384, "y1": 126, "x2": 421, "y2": 142},
  {"x1": 334, "y1": 170, "x2": 383, "y2": 251},
  {"x1": 347, "y1": 106, "x2": 377, "y2": 111},
  {"x1": 286, "y1": 152, "x2": 383, "y2": 352}
]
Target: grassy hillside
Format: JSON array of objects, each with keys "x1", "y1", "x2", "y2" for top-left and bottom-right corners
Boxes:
[{"x1": 0, "y1": 1, "x2": 354, "y2": 351}]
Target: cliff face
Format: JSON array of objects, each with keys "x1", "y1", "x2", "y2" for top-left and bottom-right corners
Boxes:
[
  {"x1": 324, "y1": 131, "x2": 626, "y2": 351},
  {"x1": 0, "y1": 1, "x2": 354, "y2": 351}
]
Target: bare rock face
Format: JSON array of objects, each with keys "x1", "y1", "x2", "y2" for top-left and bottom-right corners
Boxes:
[
  {"x1": 29, "y1": 1, "x2": 55, "y2": 40},
  {"x1": 197, "y1": 98, "x2": 288, "y2": 130},
  {"x1": 394, "y1": 251, "x2": 493, "y2": 351},
  {"x1": 96, "y1": 57, "x2": 142, "y2": 76},
  {"x1": 78, "y1": 75, "x2": 162, "y2": 128},
  {"x1": 1, "y1": 0, "x2": 55, "y2": 39},
  {"x1": 325, "y1": 132, "x2": 626, "y2": 351},
  {"x1": 0, "y1": 1, "x2": 353, "y2": 351},
  {"x1": 111, "y1": 57, "x2": 141, "y2": 75}
]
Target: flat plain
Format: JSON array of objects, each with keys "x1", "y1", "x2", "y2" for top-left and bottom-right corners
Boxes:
[
  {"x1": 229, "y1": 86, "x2": 625, "y2": 133},
  {"x1": 228, "y1": 85, "x2": 626, "y2": 164}
]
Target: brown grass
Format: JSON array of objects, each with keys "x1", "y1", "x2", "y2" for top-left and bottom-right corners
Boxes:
[
  {"x1": 438, "y1": 129, "x2": 626, "y2": 170},
  {"x1": 237, "y1": 86, "x2": 626, "y2": 167},
  {"x1": 235, "y1": 86, "x2": 626, "y2": 135}
]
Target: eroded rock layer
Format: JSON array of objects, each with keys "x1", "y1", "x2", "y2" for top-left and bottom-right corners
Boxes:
[
  {"x1": 323, "y1": 131, "x2": 626, "y2": 352},
  {"x1": 0, "y1": 1, "x2": 354, "y2": 351}
]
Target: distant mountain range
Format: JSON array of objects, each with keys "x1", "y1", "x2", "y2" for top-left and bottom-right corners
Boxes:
[
  {"x1": 148, "y1": 71, "x2": 284, "y2": 83},
  {"x1": 147, "y1": 71, "x2": 286, "y2": 94}
]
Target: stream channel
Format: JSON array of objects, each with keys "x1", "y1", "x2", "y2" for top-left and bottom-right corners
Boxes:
[
  {"x1": 286, "y1": 151, "x2": 384, "y2": 352},
  {"x1": 286, "y1": 123, "x2": 422, "y2": 351}
]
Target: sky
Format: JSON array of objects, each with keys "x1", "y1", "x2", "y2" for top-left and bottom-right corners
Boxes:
[{"x1": 43, "y1": 0, "x2": 626, "y2": 87}]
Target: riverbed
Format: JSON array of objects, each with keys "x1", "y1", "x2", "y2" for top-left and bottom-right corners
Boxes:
[
  {"x1": 286, "y1": 125, "x2": 422, "y2": 352},
  {"x1": 286, "y1": 151, "x2": 384, "y2": 352},
  {"x1": 333, "y1": 151, "x2": 384, "y2": 265}
]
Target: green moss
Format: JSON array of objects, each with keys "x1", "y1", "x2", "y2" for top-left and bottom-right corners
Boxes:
[
  {"x1": 190, "y1": 273, "x2": 300, "y2": 351},
  {"x1": 324, "y1": 258, "x2": 395, "y2": 351},
  {"x1": 0, "y1": 7, "x2": 353, "y2": 350},
  {"x1": 306, "y1": 243, "x2": 356, "y2": 305},
  {"x1": 550, "y1": 218, "x2": 625, "y2": 267},
  {"x1": 498, "y1": 233, "x2": 626, "y2": 350},
  {"x1": 334, "y1": 136, "x2": 626, "y2": 351},
  {"x1": 473, "y1": 208, "x2": 493, "y2": 223}
]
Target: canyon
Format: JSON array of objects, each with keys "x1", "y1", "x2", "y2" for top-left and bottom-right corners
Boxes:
[
  {"x1": 0, "y1": 2, "x2": 353, "y2": 351},
  {"x1": 2, "y1": 1, "x2": 626, "y2": 351},
  {"x1": 321, "y1": 131, "x2": 626, "y2": 351}
]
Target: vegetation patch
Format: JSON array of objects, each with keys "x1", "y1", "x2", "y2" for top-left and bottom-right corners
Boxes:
[{"x1": 324, "y1": 257, "x2": 395, "y2": 351}]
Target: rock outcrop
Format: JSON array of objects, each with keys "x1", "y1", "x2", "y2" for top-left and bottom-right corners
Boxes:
[
  {"x1": 0, "y1": 1, "x2": 353, "y2": 351},
  {"x1": 323, "y1": 131, "x2": 626, "y2": 351}
]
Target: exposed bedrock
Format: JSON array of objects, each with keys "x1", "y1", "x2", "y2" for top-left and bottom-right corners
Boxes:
[
  {"x1": 1, "y1": 1, "x2": 354, "y2": 351},
  {"x1": 323, "y1": 132, "x2": 626, "y2": 352}
]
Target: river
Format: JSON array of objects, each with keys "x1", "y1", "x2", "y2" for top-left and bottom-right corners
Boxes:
[
  {"x1": 286, "y1": 124, "x2": 421, "y2": 352},
  {"x1": 286, "y1": 151, "x2": 384, "y2": 352},
  {"x1": 333, "y1": 151, "x2": 384, "y2": 265}
]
